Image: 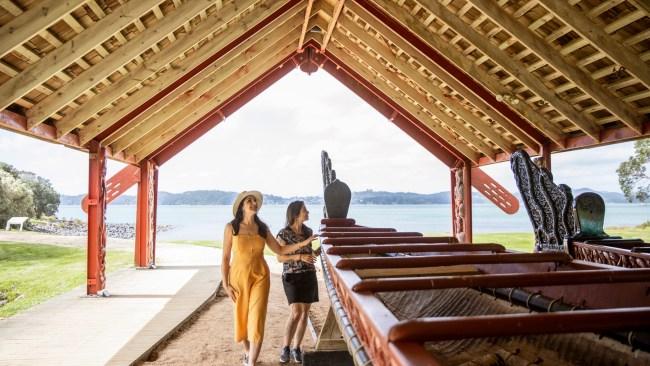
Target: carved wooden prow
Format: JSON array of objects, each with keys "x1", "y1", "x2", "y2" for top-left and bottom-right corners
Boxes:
[
  {"x1": 510, "y1": 150, "x2": 575, "y2": 252},
  {"x1": 321, "y1": 151, "x2": 351, "y2": 219}
]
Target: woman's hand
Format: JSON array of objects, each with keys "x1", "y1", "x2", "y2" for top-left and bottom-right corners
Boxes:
[
  {"x1": 298, "y1": 253, "x2": 316, "y2": 264},
  {"x1": 224, "y1": 283, "x2": 238, "y2": 303},
  {"x1": 300, "y1": 234, "x2": 319, "y2": 247}
]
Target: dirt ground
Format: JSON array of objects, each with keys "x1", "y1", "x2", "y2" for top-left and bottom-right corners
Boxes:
[{"x1": 141, "y1": 272, "x2": 330, "y2": 366}]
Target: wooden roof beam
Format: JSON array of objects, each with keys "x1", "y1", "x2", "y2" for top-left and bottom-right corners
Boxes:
[
  {"x1": 320, "y1": 53, "x2": 462, "y2": 167},
  {"x1": 407, "y1": 0, "x2": 603, "y2": 140},
  {"x1": 350, "y1": 1, "x2": 563, "y2": 148},
  {"x1": 111, "y1": 14, "x2": 308, "y2": 155},
  {"x1": 0, "y1": 110, "x2": 133, "y2": 164},
  {"x1": 334, "y1": 14, "x2": 515, "y2": 154},
  {"x1": 0, "y1": 0, "x2": 88, "y2": 59},
  {"x1": 325, "y1": 38, "x2": 481, "y2": 163},
  {"x1": 26, "y1": 0, "x2": 216, "y2": 129},
  {"x1": 467, "y1": 0, "x2": 645, "y2": 134},
  {"x1": 297, "y1": 0, "x2": 315, "y2": 52},
  {"x1": 321, "y1": 0, "x2": 345, "y2": 52},
  {"x1": 0, "y1": 0, "x2": 166, "y2": 117},
  {"x1": 76, "y1": 0, "x2": 302, "y2": 146},
  {"x1": 130, "y1": 35, "x2": 302, "y2": 162},
  {"x1": 369, "y1": 0, "x2": 601, "y2": 142},
  {"x1": 151, "y1": 50, "x2": 306, "y2": 166},
  {"x1": 332, "y1": 28, "x2": 498, "y2": 159},
  {"x1": 537, "y1": 0, "x2": 650, "y2": 90}
]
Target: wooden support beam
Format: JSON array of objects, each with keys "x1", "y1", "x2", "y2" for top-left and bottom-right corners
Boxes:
[
  {"x1": 109, "y1": 9, "x2": 306, "y2": 154},
  {"x1": 320, "y1": 47, "x2": 464, "y2": 167},
  {"x1": 327, "y1": 243, "x2": 505, "y2": 255},
  {"x1": 327, "y1": 34, "x2": 485, "y2": 162},
  {"x1": 135, "y1": 159, "x2": 156, "y2": 268},
  {"x1": 336, "y1": 14, "x2": 516, "y2": 154},
  {"x1": 321, "y1": 0, "x2": 345, "y2": 52},
  {"x1": 152, "y1": 49, "x2": 301, "y2": 166},
  {"x1": 26, "y1": 0, "x2": 216, "y2": 128},
  {"x1": 0, "y1": 0, "x2": 88, "y2": 59},
  {"x1": 467, "y1": 0, "x2": 645, "y2": 134},
  {"x1": 297, "y1": 0, "x2": 315, "y2": 51},
  {"x1": 537, "y1": 0, "x2": 650, "y2": 90},
  {"x1": 0, "y1": 0, "x2": 165, "y2": 114},
  {"x1": 387, "y1": 0, "x2": 602, "y2": 141},
  {"x1": 73, "y1": 0, "x2": 290, "y2": 143},
  {"x1": 86, "y1": 141, "x2": 107, "y2": 295},
  {"x1": 362, "y1": 0, "x2": 580, "y2": 144},
  {"x1": 131, "y1": 35, "x2": 301, "y2": 162},
  {"x1": 0, "y1": 110, "x2": 133, "y2": 164}
]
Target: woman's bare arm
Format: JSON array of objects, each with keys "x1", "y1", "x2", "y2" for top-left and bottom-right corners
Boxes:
[
  {"x1": 221, "y1": 224, "x2": 236, "y2": 302},
  {"x1": 266, "y1": 231, "x2": 317, "y2": 255}
]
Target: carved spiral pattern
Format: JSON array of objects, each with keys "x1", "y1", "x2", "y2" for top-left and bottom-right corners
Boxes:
[
  {"x1": 98, "y1": 149, "x2": 107, "y2": 290},
  {"x1": 573, "y1": 244, "x2": 650, "y2": 268}
]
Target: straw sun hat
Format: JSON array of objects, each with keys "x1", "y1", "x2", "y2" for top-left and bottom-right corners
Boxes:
[{"x1": 232, "y1": 190, "x2": 263, "y2": 217}]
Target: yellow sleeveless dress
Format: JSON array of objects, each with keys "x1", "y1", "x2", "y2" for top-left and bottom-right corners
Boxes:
[{"x1": 230, "y1": 234, "x2": 270, "y2": 343}]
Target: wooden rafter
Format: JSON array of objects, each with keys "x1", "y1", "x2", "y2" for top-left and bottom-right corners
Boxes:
[
  {"x1": 74, "y1": 0, "x2": 296, "y2": 145},
  {"x1": 536, "y1": 0, "x2": 650, "y2": 90},
  {"x1": 0, "y1": 0, "x2": 165, "y2": 115},
  {"x1": 129, "y1": 34, "x2": 302, "y2": 162},
  {"x1": 297, "y1": 0, "x2": 315, "y2": 51},
  {"x1": 112, "y1": 14, "x2": 308, "y2": 155},
  {"x1": 333, "y1": 12, "x2": 515, "y2": 153},
  {"x1": 369, "y1": 0, "x2": 600, "y2": 142},
  {"x1": 466, "y1": 0, "x2": 645, "y2": 134},
  {"x1": 344, "y1": 1, "x2": 549, "y2": 150},
  {"x1": 25, "y1": 0, "x2": 216, "y2": 129},
  {"x1": 321, "y1": 0, "x2": 345, "y2": 52},
  {"x1": 330, "y1": 32, "x2": 494, "y2": 160},
  {"x1": 0, "y1": 0, "x2": 88, "y2": 59}
]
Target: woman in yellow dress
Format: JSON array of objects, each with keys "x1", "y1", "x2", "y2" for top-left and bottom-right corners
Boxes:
[{"x1": 222, "y1": 191, "x2": 316, "y2": 366}]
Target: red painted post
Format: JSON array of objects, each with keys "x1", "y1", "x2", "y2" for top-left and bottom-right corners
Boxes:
[
  {"x1": 152, "y1": 167, "x2": 159, "y2": 267},
  {"x1": 451, "y1": 161, "x2": 473, "y2": 242},
  {"x1": 87, "y1": 141, "x2": 107, "y2": 295},
  {"x1": 541, "y1": 141, "x2": 552, "y2": 172},
  {"x1": 135, "y1": 160, "x2": 155, "y2": 268}
]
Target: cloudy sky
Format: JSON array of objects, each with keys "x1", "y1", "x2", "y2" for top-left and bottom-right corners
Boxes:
[{"x1": 0, "y1": 69, "x2": 637, "y2": 197}]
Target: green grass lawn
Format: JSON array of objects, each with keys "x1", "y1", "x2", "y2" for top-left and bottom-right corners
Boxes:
[{"x1": 0, "y1": 242, "x2": 132, "y2": 319}]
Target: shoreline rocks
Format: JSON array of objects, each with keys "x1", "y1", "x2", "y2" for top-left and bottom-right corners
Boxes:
[{"x1": 26, "y1": 219, "x2": 173, "y2": 240}]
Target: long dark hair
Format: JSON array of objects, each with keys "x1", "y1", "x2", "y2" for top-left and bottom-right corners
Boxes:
[
  {"x1": 230, "y1": 198, "x2": 268, "y2": 237},
  {"x1": 285, "y1": 200, "x2": 311, "y2": 237}
]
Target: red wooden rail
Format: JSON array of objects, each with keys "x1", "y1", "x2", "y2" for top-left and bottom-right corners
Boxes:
[
  {"x1": 336, "y1": 252, "x2": 572, "y2": 269},
  {"x1": 353, "y1": 268, "x2": 650, "y2": 292},
  {"x1": 321, "y1": 218, "x2": 356, "y2": 226},
  {"x1": 321, "y1": 227, "x2": 398, "y2": 232},
  {"x1": 388, "y1": 307, "x2": 650, "y2": 342},
  {"x1": 322, "y1": 236, "x2": 457, "y2": 245},
  {"x1": 321, "y1": 231, "x2": 423, "y2": 238},
  {"x1": 327, "y1": 243, "x2": 505, "y2": 255},
  {"x1": 81, "y1": 164, "x2": 140, "y2": 213}
]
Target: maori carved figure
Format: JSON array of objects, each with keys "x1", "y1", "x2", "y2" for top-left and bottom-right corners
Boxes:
[
  {"x1": 321, "y1": 151, "x2": 351, "y2": 219},
  {"x1": 453, "y1": 168, "x2": 466, "y2": 242},
  {"x1": 146, "y1": 162, "x2": 156, "y2": 267},
  {"x1": 98, "y1": 151, "x2": 107, "y2": 291},
  {"x1": 511, "y1": 150, "x2": 574, "y2": 252}
]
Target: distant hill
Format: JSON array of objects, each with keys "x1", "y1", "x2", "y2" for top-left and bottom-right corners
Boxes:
[{"x1": 60, "y1": 188, "x2": 631, "y2": 205}]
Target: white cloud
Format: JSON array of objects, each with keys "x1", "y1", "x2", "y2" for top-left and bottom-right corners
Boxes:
[{"x1": 0, "y1": 69, "x2": 639, "y2": 197}]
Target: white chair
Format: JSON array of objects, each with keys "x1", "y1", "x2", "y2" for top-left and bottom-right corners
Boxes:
[{"x1": 5, "y1": 217, "x2": 28, "y2": 231}]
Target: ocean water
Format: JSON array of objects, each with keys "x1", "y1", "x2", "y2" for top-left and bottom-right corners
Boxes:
[{"x1": 56, "y1": 203, "x2": 650, "y2": 241}]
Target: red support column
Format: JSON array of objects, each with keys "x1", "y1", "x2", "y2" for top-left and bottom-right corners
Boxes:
[
  {"x1": 135, "y1": 160, "x2": 156, "y2": 268},
  {"x1": 451, "y1": 162, "x2": 473, "y2": 243},
  {"x1": 87, "y1": 141, "x2": 107, "y2": 295},
  {"x1": 540, "y1": 142, "x2": 552, "y2": 172}
]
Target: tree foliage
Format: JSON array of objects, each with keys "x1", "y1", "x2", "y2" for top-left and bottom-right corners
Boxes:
[
  {"x1": 0, "y1": 162, "x2": 60, "y2": 226},
  {"x1": 0, "y1": 170, "x2": 35, "y2": 226},
  {"x1": 617, "y1": 139, "x2": 650, "y2": 203}
]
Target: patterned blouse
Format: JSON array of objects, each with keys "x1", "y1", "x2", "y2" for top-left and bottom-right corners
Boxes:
[{"x1": 276, "y1": 225, "x2": 315, "y2": 274}]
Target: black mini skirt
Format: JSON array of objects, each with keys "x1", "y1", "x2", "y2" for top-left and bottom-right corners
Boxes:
[{"x1": 282, "y1": 271, "x2": 319, "y2": 304}]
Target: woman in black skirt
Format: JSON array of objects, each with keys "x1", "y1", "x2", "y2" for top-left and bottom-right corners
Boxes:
[{"x1": 276, "y1": 200, "x2": 319, "y2": 364}]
